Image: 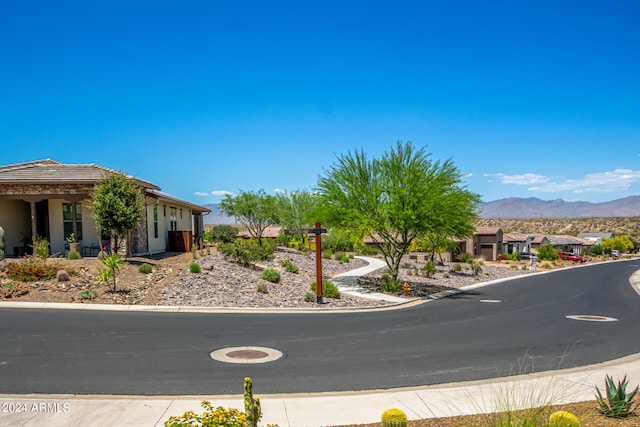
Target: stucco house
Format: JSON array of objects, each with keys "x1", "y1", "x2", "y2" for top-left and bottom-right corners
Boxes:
[
  {"x1": 502, "y1": 232, "x2": 532, "y2": 255},
  {"x1": 0, "y1": 159, "x2": 210, "y2": 257}
]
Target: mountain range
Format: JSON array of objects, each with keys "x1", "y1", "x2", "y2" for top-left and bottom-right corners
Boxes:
[
  {"x1": 477, "y1": 196, "x2": 640, "y2": 218},
  {"x1": 202, "y1": 196, "x2": 640, "y2": 224}
]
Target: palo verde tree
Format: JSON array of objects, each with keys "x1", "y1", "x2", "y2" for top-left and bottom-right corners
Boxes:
[
  {"x1": 316, "y1": 141, "x2": 480, "y2": 285},
  {"x1": 91, "y1": 172, "x2": 146, "y2": 257},
  {"x1": 275, "y1": 190, "x2": 319, "y2": 247},
  {"x1": 219, "y1": 189, "x2": 279, "y2": 245}
]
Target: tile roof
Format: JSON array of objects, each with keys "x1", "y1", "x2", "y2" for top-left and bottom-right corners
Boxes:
[
  {"x1": 0, "y1": 159, "x2": 160, "y2": 189},
  {"x1": 146, "y1": 190, "x2": 211, "y2": 213}
]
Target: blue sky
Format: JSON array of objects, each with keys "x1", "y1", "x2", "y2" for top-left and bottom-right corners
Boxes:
[{"x1": 2, "y1": 1, "x2": 639, "y2": 205}]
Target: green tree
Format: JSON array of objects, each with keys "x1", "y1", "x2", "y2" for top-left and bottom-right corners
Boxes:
[
  {"x1": 602, "y1": 236, "x2": 635, "y2": 254},
  {"x1": 91, "y1": 172, "x2": 146, "y2": 256},
  {"x1": 219, "y1": 190, "x2": 279, "y2": 245},
  {"x1": 316, "y1": 141, "x2": 480, "y2": 284},
  {"x1": 537, "y1": 243, "x2": 558, "y2": 261},
  {"x1": 276, "y1": 190, "x2": 319, "y2": 247}
]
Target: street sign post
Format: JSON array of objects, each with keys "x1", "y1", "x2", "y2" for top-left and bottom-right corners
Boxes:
[{"x1": 284, "y1": 222, "x2": 327, "y2": 303}]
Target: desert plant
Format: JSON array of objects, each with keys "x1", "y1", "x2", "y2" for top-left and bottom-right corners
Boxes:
[
  {"x1": 322, "y1": 249, "x2": 333, "y2": 259},
  {"x1": 421, "y1": 260, "x2": 437, "y2": 278},
  {"x1": 205, "y1": 224, "x2": 239, "y2": 244},
  {"x1": 7, "y1": 256, "x2": 62, "y2": 282},
  {"x1": 381, "y1": 408, "x2": 407, "y2": 427},
  {"x1": 189, "y1": 262, "x2": 201, "y2": 273},
  {"x1": 32, "y1": 236, "x2": 49, "y2": 259},
  {"x1": 260, "y1": 267, "x2": 280, "y2": 283},
  {"x1": 303, "y1": 291, "x2": 316, "y2": 302},
  {"x1": 595, "y1": 374, "x2": 639, "y2": 418},
  {"x1": 339, "y1": 255, "x2": 350, "y2": 264},
  {"x1": 310, "y1": 280, "x2": 341, "y2": 299},
  {"x1": 256, "y1": 282, "x2": 269, "y2": 294},
  {"x1": 56, "y1": 270, "x2": 70, "y2": 282},
  {"x1": 219, "y1": 239, "x2": 274, "y2": 268},
  {"x1": 284, "y1": 261, "x2": 299, "y2": 274},
  {"x1": 138, "y1": 263, "x2": 153, "y2": 274},
  {"x1": 244, "y1": 377, "x2": 261, "y2": 427},
  {"x1": 537, "y1": 243, "x2": 558, "y2": 261},
  {"x1": 102, "y1": 252, "x2": 124, "y2": 292},
  {"x1": 77, "y1": 289, "x2": 98, "y2": 300},
  {"x1": 164, "y1": 400, "x2": 247, "y2": 427},
  {"x1": 380, "y1": 270, "x2": 400, "y2": 293},
  {"x1": 0, "y1": 226, "x2": 5, "y2": 261},
  {"x1": 548, "y1": 410, "x2": 581, "y2": 426},
  {"x1": 67, "y1": 250, "x2": 82, "y2": 260}
]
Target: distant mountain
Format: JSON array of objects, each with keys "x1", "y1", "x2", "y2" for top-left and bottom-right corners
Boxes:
[
  {"x1": 478, "y1": 196, "x2": 640, "y2": 219},
  {"x1": 203, "y1": 204, "x2": 235, "y2": 225}
]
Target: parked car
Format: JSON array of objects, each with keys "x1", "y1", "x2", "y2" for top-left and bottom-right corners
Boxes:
[
  {"x1": 519, "y1": 252, "x2": 535, "y2": 260},
  {"x1": 558, "y1": 252, "x2": 586, "y2": 263}
]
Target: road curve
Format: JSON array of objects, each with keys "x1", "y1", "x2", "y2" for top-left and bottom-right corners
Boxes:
[{"x1": 0, "y1": 259, "x2": 639, "y2": 396}]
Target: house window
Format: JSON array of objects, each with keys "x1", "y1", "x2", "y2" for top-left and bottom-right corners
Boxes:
[
  {"x1": 62, "y1": 203, "x2": 83, "y2": 240},
  {"x1": 180, "y1": 208, "x2": 183, "y2": 219},
  {"x1": 163, "y1": 205, "x2": 166, "y2": 217},
  {"x1": 170, "y1": 207, "x2": 177, "y2": 231},
  {"x1": 153, "y1": 205, "x2": 159, "y2": 239}
]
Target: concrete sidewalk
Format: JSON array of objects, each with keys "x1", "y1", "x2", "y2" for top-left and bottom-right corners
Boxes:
[{"x1": 1, "y1": 352, "x2": 639, "y2": 426}]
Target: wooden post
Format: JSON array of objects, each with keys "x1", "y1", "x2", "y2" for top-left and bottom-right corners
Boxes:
[
  {"x1": 284, "y1": 223, "x2": 327, "y2": 304},
  {"x1": 314, "y1": 222, "x2": 323, "y2": 304}
]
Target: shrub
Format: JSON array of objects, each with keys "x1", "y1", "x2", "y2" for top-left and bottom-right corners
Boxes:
[
  {"x1": 421, "y1": 261, "x2": 437, "y2": 278},
  {"x1": 303, "y1": 291, "x2": 316, "y2": 302},
  {"x1": 381, "y1": 408, "x2": 407, "y2": 427},
  {"x1": 77, "y1": 289, "x2": 98, "y2": 300},
  {"x1": 284, "y1": 261, "x2": 299, "y2": 274},
  {"x1": 189, "y1": 263, "x2": 201, "y2": 274},
  {"x1": 256, "y1": 282, "x2": 269, "y2": 294},
  {"x1": 595, "y1": 374, "x2": 639, "y2": 418},
  {"x1": 205, "y1": 224, "x2": 238, "y2": 243},
  {"x1": 452, "y1": 263, "x2": 462, "y2": 272},
  {"x1": 57, "y1": 270, "x2": 70, "y2": 282},
  {"x1": 219, "y1": 239, "x2": 274, "y2": 268},
  {"x1": 358, "y1": 246, "x2": 378, "y2": 256},
  {"x1": 540, "y1": 261, "x2": 554, "y2": 270},
  {"x1": 456, "y1": 252, "x2": 473, "y2": 263},
  {"x1": 7, "y1": 256, "x2": 62, "y2": 282},
  {"x1": 138, "y1": 263, "x2": 153, "y2": 274},
  {"x1": 549, "y1": 410, "x2": 581, "y2": 426},
  {"x1": 507, "y1": 252, "x2": 521, "y2": 261},
  {"x1": 260, "y1": 267, "x2": 281, "y2": 283},
  {"x1": 32, "y1": 236, "x2": 49, "y2": 259},
  {"x1": 310, "y1": 280, "x2": 341, "y2": 299},
  {"x1": 164, "y1": 400, "x2": 247, "y2": 427},
  {"x1": 537, "y1": 243, "x2": 558, "y2": 261},
  {"x1": 67, "y1": 250, "x2": 81, "y2": 260},
  {"x1": 339, "y1": 255, "x2": 350, "y2": 264},
  {"x1": 380, "y1": 270, "x2": 400, "y2": 293},
  {"x1": 321, "y1": 249, "x2": 333, "y2": 259}
]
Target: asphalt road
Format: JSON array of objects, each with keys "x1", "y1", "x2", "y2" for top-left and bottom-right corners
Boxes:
[{"x1": 1, "y1": 260, "x2": 639, "y2": 396}]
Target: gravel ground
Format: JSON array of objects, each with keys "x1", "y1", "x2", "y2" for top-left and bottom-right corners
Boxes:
[{"x1": 156, "y1": 248, "x2": 534, "y2": 309}]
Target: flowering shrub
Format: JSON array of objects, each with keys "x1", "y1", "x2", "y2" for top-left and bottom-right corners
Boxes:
[
  {"x1": 164, "y1": 400, "x2": 247, "y2": 427},
  {"x1": 6, "y1": 256, "x2": 63, "y2": 282}
]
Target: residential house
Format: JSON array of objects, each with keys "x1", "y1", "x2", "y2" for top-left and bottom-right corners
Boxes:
[
  {"x1": 577, "y1": 232, "x2": 614, "y2": 246},
  {"x1": 502, "y1": 232, "x2": 532, "y2": 255},
  {"x1": 546, "y1": 235, "x2": 594, "y2": 255},
  {"x1": 0, "y1": 159, "x2": 210, "y2": 257},
  {"x1": 529, "y1": 234, "x2": 551, "y2": 252}
]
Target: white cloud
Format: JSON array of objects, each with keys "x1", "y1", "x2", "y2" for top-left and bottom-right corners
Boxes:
[
  {"x1": 273, "y1": 188, "x2": 287, "y2": 195},
  {"x1": 212, "y1": 190, "x2": 234, "y2": 197},
  {"x1": 489, "y1": 169, "x2": 640, "y2": 194},
  {"x1": 485, "y1": 173, "x2": 550, "y2": 185},
  {"x1": 193, "y1": 192, "x2": 211, "y2": 197}
]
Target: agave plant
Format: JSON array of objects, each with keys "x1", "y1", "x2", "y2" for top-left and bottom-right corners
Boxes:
[{"x1": 595, "y1": 374, "x2": 639, "y2": 418}]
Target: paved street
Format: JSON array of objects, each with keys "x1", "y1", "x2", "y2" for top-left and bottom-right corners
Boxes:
[{"x1": 1, "y1": 260, "x2": 639, "y2": 396}]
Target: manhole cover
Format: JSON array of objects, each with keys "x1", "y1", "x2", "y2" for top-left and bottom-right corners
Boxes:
[
  {"x1": 210, "y1": 346, "x2": 283, "y2": 364},
  {"x1": 566, "y1": 315, "x2": 618, "y2": 322}
]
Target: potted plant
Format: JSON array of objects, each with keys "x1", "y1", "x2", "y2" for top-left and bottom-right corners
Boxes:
[{"x1": 66, "y1": 233, "x2": 80, "y2": 254}]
